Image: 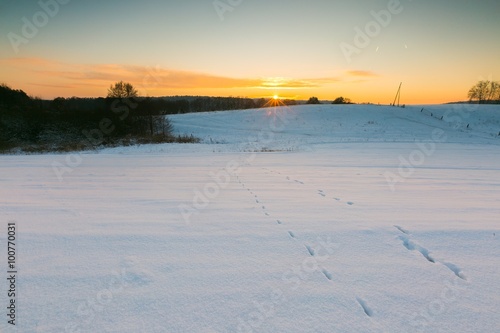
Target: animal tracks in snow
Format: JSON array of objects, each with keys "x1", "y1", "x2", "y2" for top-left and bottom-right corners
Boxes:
[
  {"x1": 441, "y1": 262, "x2": 467, "y2": 280},
  {"x1": 262, "y1": 167, "x2": 305, "y2": 185},
  {"x1": 262, "y1": 168, "x2": 354, "y2": 206},
  {"x1": 395, "y1": 226, "x2": 466, "y2": 280},
  {"x1": 238, "y1": 171, "x2": 337, "y2": 285},
  {"x1": 399, "y1": 235, "x2": 436, "y2": 263},
  {"x1": 356, "y1": 297, "x2": 374, "y2": 317},
  {"x1": 238, "y1": 168, "x2": 380, "y2": 317},
  {"x1": 317, "y1": 189, "x2": 354, "y2": 206},
  {"x1": 305, "y1": 245, "x2": 316, "y2": 256},
  {"x1": 322, "y1": 269, "x2": 333, "y2": 281},
  {"x1": 239, "y1": 170, "x2": 376, "y2": 320},
  {"x1": 394, "y1": 225, "x2": 409, "y2": 235},
  {"x1": 238, "y1": 174, "x2": 273, "y2": 218},
  {"x1": 301, "y1": 243, "x2": 335, "y2": 281}
]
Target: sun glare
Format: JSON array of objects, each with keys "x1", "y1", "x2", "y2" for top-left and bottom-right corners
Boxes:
[{"x1": 262, "y1": 93, "x2": 290, "y2": 115}]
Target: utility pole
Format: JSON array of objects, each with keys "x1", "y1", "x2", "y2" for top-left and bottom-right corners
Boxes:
[{"x1": 392, "y1": 82, "x2": 402, "y2": 107}]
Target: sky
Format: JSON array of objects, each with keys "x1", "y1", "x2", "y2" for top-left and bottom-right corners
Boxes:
[{"x1": 1, "y1": 0, "x2": 499, "y2": 104}]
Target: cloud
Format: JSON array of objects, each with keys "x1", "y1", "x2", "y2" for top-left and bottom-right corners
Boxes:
[
  {"x1": 260, "y1": 77, "x2": 340, "y2": 89},
  {"x1": 28, "y1": 83, "x2": 79, "y2": 89},
  {"x1": 345, "y1": 70, "x2": 379, "y2": 78},
  {"x1": 0, "y1": 57, "x2": 57, "y2": 67},
  {"x1": 0, "y1": 57, "x2": 348, "y2": 96},
  {"x1": 1, "y1": 57, "x2": 263, "y2": 91}
]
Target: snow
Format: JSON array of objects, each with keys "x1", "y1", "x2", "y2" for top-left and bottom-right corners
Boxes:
[{"x1": 1, "y1": 104, "x2": 499, "y2": 332}]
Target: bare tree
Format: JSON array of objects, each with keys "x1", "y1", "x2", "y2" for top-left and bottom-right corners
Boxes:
[
  {"x1": 107, "y1": 81, "x2": 138, "y2": 98},
  {"x1": 468, "y1": 81, "x2": 487, "y2": 103},
  {"x1": 489, "y1": 81, "x2": 500, "y2": 101},
  {"x1": 468, "y1": 80, "x2": 500, "y2": 103}
]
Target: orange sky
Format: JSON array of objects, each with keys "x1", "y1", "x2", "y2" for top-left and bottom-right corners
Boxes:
[
  {"x1": 1, "y1": 1, "x2": 499, "y2": 104},
  {"x1": 0, "y1": 57, "x2": 479, "y2": 104}
]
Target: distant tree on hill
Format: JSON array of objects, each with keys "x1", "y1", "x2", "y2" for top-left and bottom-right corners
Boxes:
[
  {"x1": 468, "y1": 80, "x2": 500, "y2": 103},
  {"x1": 332, "y1": 97, "x2": 352, "y2": 104},
  {"x1": 282, "y1": 99, "x2": 297, "y2": 106},
  {"x1": 306, "y1": 97, "x2": 320, "y2": 104},
  {"x1": 107, "y1": 81, "x2": 139, "y2": 98}
]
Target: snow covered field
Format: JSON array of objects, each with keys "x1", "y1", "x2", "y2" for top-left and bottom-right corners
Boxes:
[{"x1": 1, "y1": 104, "x2": 500, "y2": 332}]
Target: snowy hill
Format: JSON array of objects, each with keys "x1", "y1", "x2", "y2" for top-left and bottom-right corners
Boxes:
[
  {"x1": 99, "y1": 103, "x2": 500, "y2": 154},
  {"x1": 1, "y1": 104, "x2": 499, "y2": 332},
  {"x1": 171, "y1": 103, "x2": 500, "y2": 145}
]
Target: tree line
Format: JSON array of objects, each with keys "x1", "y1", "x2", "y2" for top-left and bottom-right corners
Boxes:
[
  {"x1": 0, "y1": 83, "x2": 199, "y2": 152},
  {"x1": 306, "y1": 96, "x2": 353, "y2": 104},
  {"x1": 1, "y1": 80, "x2": 355, "y2": 152},
  {"x1": 0, "y1": 82, "x2": 298, "y2": 152}
]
